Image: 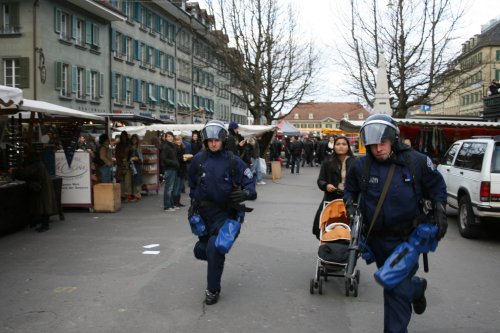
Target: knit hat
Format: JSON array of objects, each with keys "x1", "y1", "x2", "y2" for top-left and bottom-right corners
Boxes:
[{"x1": 228, "y1": 121, "x2": 239, "y2": 130}]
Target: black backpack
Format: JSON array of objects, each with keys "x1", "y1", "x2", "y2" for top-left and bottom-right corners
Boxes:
[{"x1": 94, "y1": 145, "x2": 105, "y2": 167}]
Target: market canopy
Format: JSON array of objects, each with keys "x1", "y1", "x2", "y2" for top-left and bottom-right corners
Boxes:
[
  {"x1": 99, "y1": 113, "x2": 166, "y2": 124},
  {"x1": 112, "y1": 123, "x2": 277, "y2": 138},
  {"x1": 277, "y1": 120, "x2": 300, "y2": 136},
  {"x1": 19, "y1": 99, "x2": 105, "y2": 122},
  {"x1": 0, "y1": 85, "x2": 23, "y2": 111}
]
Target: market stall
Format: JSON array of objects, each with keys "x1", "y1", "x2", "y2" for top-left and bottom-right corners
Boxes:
[{"x1": 0, "y1": 88, "x2": 106, "y2": 234}]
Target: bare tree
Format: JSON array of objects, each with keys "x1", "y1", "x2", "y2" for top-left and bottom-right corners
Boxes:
[
  {"x1": 206, "y1": 0, "x2": 318, "y2": 124},
  {"x1": 336, "y1": 0, "x2": 465, "y2": 118}
]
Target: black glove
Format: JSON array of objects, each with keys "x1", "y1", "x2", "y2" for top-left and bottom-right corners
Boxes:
[
  {"x1": 345, "y1": 198, "x2": 356, "y2": 220},
  {"x1": 434, "y1": 202, "x2": 448, "y2": 240},
  {"x1": 230, "y1": 189, "x2": 249, "y2": 204}
]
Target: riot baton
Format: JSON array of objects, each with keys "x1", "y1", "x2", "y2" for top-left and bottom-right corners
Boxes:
[{"x1": 423, "y1": 253, "x2": 429, "y2": 273}]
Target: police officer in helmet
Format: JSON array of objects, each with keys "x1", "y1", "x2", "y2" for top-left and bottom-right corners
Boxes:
[
  {"x1": 188, "y1": 120, "x2": 257, "y2": 305},
  {"x1": 344, "y1": 114, "x2": 447, "y2": 333}
]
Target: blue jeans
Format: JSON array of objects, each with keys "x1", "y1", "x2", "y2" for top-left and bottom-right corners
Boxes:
[
  {"x1": 251, "y1": 158, "x2": 263, "y2": 182},
  {"x1": 291, "y1": 155, "x2": 301, "y2": 173},
  {"x1": 173, "y1": 175, "x2": 185, "y2": 197},
  {"x1": 99, "y1": 166, "x2": 113, "y2": 183},
  {"x1": 163, "y1": 169, "x2": 177, "y2": 209}
]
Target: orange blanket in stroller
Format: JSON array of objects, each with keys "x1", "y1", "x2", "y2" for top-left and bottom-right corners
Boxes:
[{"x1": 319, "y1": 199, "x2": 351, "y2": 244}]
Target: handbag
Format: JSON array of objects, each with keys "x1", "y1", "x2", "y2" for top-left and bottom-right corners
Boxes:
[{"x1": 258, "y1": 158, "x2": 267, "y2": 174}]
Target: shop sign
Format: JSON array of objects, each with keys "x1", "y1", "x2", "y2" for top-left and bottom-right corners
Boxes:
[{"x1": 55, "y1": 151, "x2": 92, "y2": 206}]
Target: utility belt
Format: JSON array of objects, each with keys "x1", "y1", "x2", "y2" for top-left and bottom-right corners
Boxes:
[
  {"x1": 199, "y1": 200, "x2": 253, "y2": 213},
  {"x1": 369, "y1": 214, "x2": 428, "y2": 239}
]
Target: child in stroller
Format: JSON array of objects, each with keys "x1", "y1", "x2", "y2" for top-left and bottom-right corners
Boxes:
[{"x1": 310, "y1": 199, "x2": 360, "y2": 296}]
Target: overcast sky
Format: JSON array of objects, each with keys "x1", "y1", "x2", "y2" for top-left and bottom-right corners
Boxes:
[
  {"x1": 289, "y1": 0, "x2": 500, "y2": 103},
  {"x1": 200, "y1": 0, "x2": 499, "y2": 105}
]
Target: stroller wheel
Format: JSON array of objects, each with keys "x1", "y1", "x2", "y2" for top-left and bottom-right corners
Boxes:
[
  {"x1": 352, "y1": 279, "x2": 359, "y2": 297},
  {"x1": 318, "y1": 278, "x2": 323, "y2": 295},
  {"x1": 310, "y1": 278, "x2": 315, "y2": 294},
  {"x1": 355, "y1": 270, "x2": 360, "y2": 283},
  {"x1": 344, "y1": 279, "x2": 350, "y2": 297}
]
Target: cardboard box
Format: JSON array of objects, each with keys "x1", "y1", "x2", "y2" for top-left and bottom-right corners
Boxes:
[
  {"x1": 93, "y1": 183, "x2": 121, "y2": 213},
  {"x1": 271, "y1": 161, "x2": 282, "y2": 180}
]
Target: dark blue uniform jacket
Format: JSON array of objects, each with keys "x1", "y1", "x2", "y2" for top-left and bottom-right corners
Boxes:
[
  {"x1": 188, "y1": 149, "x2": 257, "y2": 223},
  {"x1": 344, "y1": 145, "x2": 446, "y2": 232}
]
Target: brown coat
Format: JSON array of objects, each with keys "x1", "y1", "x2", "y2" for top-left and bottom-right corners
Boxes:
[{"x1": 14, "y1": 154, "x2": 58, "y2": 217}]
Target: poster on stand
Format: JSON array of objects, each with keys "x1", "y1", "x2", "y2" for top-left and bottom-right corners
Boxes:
[{"x1": 55, "y1": 150, "x2": 92, "y2": 207}]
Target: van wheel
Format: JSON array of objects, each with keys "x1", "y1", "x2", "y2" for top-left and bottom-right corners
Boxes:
[{"x1": 458, "y1": 195, "x2": 480, "y2": 239}]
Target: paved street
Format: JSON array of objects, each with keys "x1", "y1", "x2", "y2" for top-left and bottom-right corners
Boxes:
[{"x1": 1, "y1": 165, "x2": 500, "y2": 333}]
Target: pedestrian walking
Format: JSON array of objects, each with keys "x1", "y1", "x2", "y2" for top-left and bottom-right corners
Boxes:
[
  {"x1": 312, "y1": 136, "x2": 356, "y2": 239},
  {"x1": 343, "y1": 114, "x2": 448, "y2": 333},
  {"x1": 187, "y1": 120, "x2": 257, "y2": 305},
  {"x1": 160, "y1": 131, "x2": 179, "y2": 212}
]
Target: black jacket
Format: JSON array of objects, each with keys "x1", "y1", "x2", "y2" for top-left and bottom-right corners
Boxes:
[
  {"x1": 160, "y1": 141, "x2": 179, "y2": 171},
  {"x1": 317, "y1": 155, "x2": 355, "y2": 201}
]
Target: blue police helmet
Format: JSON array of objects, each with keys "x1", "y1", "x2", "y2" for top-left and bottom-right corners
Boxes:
[
  {"x1": 360, "y1": 114, "x2": 400, "y2": 146},
  {"x1": 201, "y1": 120, "x2": 228, "y2": 143}
]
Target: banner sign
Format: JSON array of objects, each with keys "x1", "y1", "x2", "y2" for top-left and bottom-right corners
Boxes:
[{"x1": 55, "y1": 151, "x2": 92, "y2": 206}]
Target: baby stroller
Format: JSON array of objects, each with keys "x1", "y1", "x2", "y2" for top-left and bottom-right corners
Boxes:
[{"x1": 309, "y1": 199, "x2": 361, "y2": 296}]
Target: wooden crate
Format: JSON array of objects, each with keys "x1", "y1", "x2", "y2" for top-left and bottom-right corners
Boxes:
[
  {"x1": 271, "y1": 161, "x2": 282, "y2": 180},
  {"x1": 93, "y1": 183, "x2": 121, "y2": 213}
]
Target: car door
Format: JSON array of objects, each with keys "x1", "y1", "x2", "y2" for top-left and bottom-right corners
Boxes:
[
  {"x1": 487, "y1": 142, "x2": 500, "y2": 208},
  {"x1": 437, "y1": 142, "x2": 461, "y2": 207}
]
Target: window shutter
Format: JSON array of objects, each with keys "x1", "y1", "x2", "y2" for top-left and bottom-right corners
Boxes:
[
  {"x1": 72, "y1": 16, "x2": 77, "y2": 39},
  {"x1": 122, "y1": 76, "x2": 127, "y2": 100},
  {"x1": 497, "y1": 50, "x2": 500, "y2": 61},
  {"x1": 86, "y1": 21, "x2": 92, "y2": 44},
  {"x1": 71, "y1": 65, "x2": 77, "y2": 93},
  {"x1": 54, "y1": 8, "x2": 61, "y2": 33},
  {"x1": 94, "y1": 24, "x2": 100, "y2": 47},
  {"x1": 133, "y1": 79, "x2": 139, "y2": 102},
  {"x1": 111, "y1": 72, "x2": 116, "y2": 100},
  {"x1": 55, "y1": 61, "x2": 62, "y2": 90},
  {"x1": 157, "y1": 85, "x2": 161, "y2": 104},
  {"x1": 133, "y1": 2, "x2": 141, "y2": 23},
  {"x1": 10, "y1": 3, "x2": 19, "y2": 27},
  {"x1": 19, "y1": 57, "x2": 30, "y2": 88},
  {"x1": 133, "y1": 40, "x2": 139, "y2": 60},
  {"x1": 85, "y1": 69, "x2": 91, "y2": 96},
  {"x1": 99, "y1": 73, "x2": 104, "y2": 97},
  {"x1": 111, "y1": 29, "x2": 116, "y2": 52}
]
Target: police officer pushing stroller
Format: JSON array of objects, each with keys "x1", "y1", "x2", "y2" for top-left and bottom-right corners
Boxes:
[
  {"x1": 187, "y1": 120, "x2": 257, "y2": 305},
  {"x1": 344, "y1": 114, "x2": 447, "y2": 333}
]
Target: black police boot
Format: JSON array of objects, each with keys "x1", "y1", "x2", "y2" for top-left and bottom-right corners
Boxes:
[
  {"x1": 413, "y1": 278, "x2": 427, "y2": 315},
  {"x1": 205, "y1": 289, "x2": 220, "y2": 305}
]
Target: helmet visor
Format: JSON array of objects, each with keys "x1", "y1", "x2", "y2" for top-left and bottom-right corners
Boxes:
[
  {"x1": 203, "y1": 124, "x2": 224, "y2": 141},
  {"x1": 361, "y1": 123, "x2": 395, "y2": 146}
]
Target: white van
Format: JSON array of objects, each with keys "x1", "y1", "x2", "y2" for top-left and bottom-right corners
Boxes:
[{"x1": 437, "y1": 136, "x2": 500, "y2": 238}]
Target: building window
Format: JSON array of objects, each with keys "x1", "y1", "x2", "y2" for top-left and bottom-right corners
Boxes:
[
  {"x1": 358, "y1": 113, "x2": 364, "y2": 119},
  {"x1": 3, "y1": 59, "x2": 19, "y2": 87},
  {"x1": 497, "y1": 50, "x2": 500, "y2": 61},
  {"x1": 294, "y1": 113, "x2": 299, "y2": 119},
  {"x1": 89, "y1": 71, "x2": 99, "y2": 101},
  {"x1": 125, "y1": 77, "x2": 132, "y2": 106},
  {"x1": 59, "y1": 11, "x2": 71, "y2": 41},
  {"x1": 308, "y1": 113, "x2": 313, "y2": 119},
  {"x1": 76, "y1": 67, "x2": 85, "y2": 99},
  {"x1": 55, "y1": 62, "x2": 71, "y2": 97},
  {"x1": 75, "y1": 18, "x2": 85, "y2": 46},
  {"x1": 113, "y1": 73, "x2": 122, "y2": 104},
  {"x1": 1, "y1": 2, "x2": 20, "y2": 34}
]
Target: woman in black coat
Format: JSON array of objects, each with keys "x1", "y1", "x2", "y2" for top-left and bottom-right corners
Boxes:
[{"x1": 312, "y1": 136, "x2": 356, "y2": 239}]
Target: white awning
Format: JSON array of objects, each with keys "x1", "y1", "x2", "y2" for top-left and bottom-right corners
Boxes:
[
  {"x1": 112, "y1": 124, "x2": 277, "y2": 138},
  {"x1": 19, "y1": 99, "x2": 105, "y2": 121},
  {"x1": 0, "y1": 85, "x2": 23, "y2": 110}
]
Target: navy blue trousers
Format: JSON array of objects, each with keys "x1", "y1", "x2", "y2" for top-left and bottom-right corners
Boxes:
[
  {"x1": 369, "y1": 235, "x2": 426, "y2": 333},
  {"x1": 194, "y1": 235, "x2": 225, "y2": 293}
]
